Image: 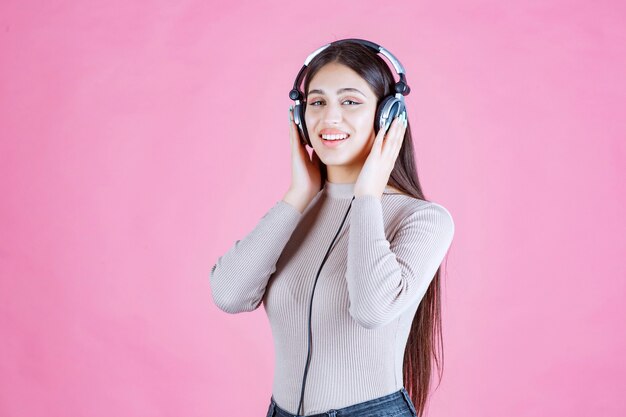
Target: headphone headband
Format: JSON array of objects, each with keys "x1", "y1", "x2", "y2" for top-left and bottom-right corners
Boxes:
[{"x1": 289, "y1": 38, "x2": 410, "y2": 102}]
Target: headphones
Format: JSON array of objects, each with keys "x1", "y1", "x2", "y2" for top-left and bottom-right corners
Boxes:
[
  {"x1": 288, "y1": 38, "x2": 411, "y2": 148},
  {"x1": 286, "y1": 38, "x2": 411, "y2": 417}
]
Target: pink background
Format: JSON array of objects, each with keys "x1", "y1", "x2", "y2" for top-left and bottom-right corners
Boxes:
[{"x1": 1, "y1": 1, "x2": 624, "y2": 416}]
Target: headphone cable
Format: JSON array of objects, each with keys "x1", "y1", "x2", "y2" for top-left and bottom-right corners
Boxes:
[{"x1": 297, "y1": 195, "x2": 355, "y2": 416}]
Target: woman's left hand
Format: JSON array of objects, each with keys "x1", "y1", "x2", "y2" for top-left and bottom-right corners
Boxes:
[{"x1": 354, "y1": 111, "x2": 408, "y2": 199}]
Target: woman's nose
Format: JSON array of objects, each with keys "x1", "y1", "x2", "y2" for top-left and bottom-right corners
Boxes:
[{"x1": 322, "y1": 103, "x2": 343, "y2": 123}]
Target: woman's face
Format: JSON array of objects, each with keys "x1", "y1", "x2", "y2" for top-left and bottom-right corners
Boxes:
[{"x1": 305, "y1": 62, "x2": 379, "y2": 172}]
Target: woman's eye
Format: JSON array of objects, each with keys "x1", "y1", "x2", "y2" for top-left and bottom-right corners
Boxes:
[{"x1": 308, "y1": 99, "x2": 360, "y2": 106}]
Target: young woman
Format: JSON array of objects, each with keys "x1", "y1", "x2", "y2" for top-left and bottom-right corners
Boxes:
[{"x1": 210, "y1": 39, "x2": 455, "y2": 417}]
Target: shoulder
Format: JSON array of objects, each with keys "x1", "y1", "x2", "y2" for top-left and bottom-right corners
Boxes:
[
  {"x1": 413, "y1": 199, "x2": 453, "y2": 220},
  {"x1": 403, "y1": 200, "x2": 455, "y2": 240},
  {"x1": 383, "y1": 189, "x2": 453, "y2": 221},
  {"x1": 385, "y1": 196, "x2": 455, "y2": 241}
]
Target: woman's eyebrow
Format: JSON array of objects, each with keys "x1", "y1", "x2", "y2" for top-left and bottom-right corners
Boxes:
[{"x1": 308, "y1": 88, "x2": 367, "y2": 97}]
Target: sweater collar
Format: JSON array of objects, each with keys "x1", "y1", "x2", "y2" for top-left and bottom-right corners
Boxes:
[{"x1": 323, "y1": 179, "x2": 395, "y2": 199}]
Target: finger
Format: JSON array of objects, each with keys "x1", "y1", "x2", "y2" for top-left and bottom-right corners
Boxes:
[
  {"x1": 392, "y1": 128, "x2": 405, "y2": 160},
  {"x1": 384, "y1": 113, "x2": 405, "y2": 156},
  {"x1": 289, "y1": 106, "x2": 297, "y2": 148},
  {"x1": 393, "y1": 111, "x2": 406, "y2": 137},
  {"x1": 393, "y1": 113, "x2": 408, "y2": 154},
  {"x1": 392, "y1": 112, "x2": 406, "y2": 135},
  {"x1": 374, "y1": 118, "x2": 391, "y2": 151},
  {"x1": 380, "y1": 113, "x2": 402, "y2": 152}
]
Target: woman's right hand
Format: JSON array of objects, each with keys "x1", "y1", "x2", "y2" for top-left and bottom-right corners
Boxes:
[{"x1": 283, "y1": 105, "x2": 322, "y2": 213}]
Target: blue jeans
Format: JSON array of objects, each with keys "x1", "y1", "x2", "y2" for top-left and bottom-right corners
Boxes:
[{"x1": 265, "y1": 386, "x2": 418, "y2": 417}]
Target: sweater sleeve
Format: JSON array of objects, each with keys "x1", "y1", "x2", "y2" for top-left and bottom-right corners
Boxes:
[
  {"x1": 346, "y1": 195, "x2": 455, "y2": 329},
  {"x1": 209, "y1": 199, "x2": 303, "y2": 314}
]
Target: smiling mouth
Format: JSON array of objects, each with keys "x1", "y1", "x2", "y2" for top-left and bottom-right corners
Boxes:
[{"x1": 319, "y1": 134, "x2": 351, "y2": 141}]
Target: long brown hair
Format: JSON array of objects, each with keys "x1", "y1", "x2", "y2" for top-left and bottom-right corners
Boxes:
[{"x1": 302, "y1": 40, "x2": 448, "y2": 416}]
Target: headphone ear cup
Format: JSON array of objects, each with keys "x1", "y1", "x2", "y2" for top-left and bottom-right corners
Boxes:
[
  {"x1": 375, "y1": 96, "x2": 397, "y2": 135},
  {"x1": 293, "y1": 103, "x2": 311, "y2": 147},
  {"x1": 374, "y1": 100, "x2": 384, "y2": 134},
  {"x1": 376, "y1": 96, "x2": 403, "y2": 134}
]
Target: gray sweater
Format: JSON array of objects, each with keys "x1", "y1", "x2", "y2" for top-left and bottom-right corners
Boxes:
[{"x1": 210, "y1": 180, "x2": 455, "y2": 415}]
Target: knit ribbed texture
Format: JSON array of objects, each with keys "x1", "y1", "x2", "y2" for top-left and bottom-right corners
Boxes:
[{"x1": 210, "y1": 180, "x2": 455, "y2": 415}]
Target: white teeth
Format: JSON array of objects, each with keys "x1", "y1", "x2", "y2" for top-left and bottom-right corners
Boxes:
[{"x1": 321, "y1": 134, "x2": 349, "y2": 140}]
